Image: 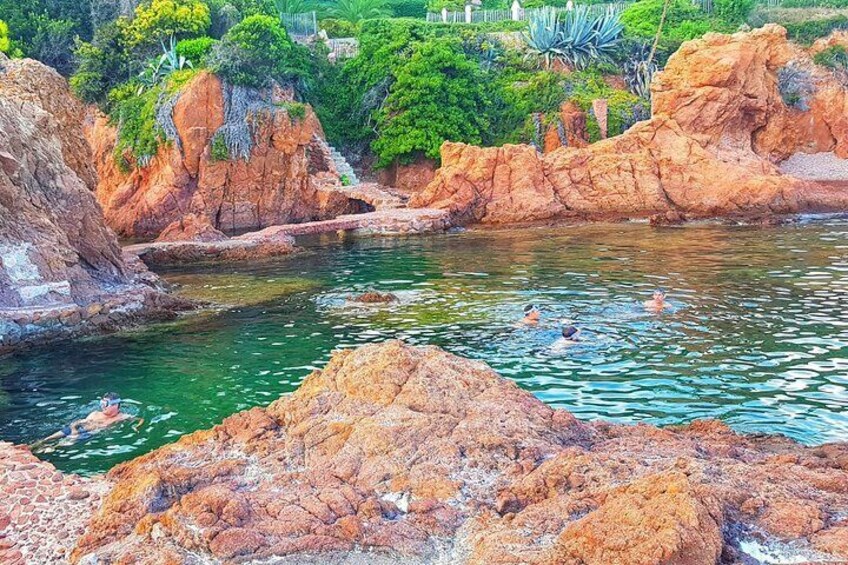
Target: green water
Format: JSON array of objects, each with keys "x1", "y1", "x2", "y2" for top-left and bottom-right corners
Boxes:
[{"x1": 2, "y1": 221, "x2": 848, "y2": 475}]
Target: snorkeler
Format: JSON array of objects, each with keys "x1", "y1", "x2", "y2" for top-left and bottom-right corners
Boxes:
[
  {"x1": 521, "y1": 304, "x2": 541, "y2": 325},
  {"x1": 32, "y1": 393, "x2": 143, "y2": 446},
  {"x1": 551, "y1": 325, "x2": 581, "y2": 352},
  {"x1": 643, "y1": 289, "x2": 670, "y2": 312}
]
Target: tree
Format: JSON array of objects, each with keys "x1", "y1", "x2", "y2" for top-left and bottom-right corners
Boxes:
[
  {"x1": 207, "y1": 14, "x2": 306, "y2": 87},
  {"x1": 331, "y1": 0, "x2": 391, "y2": 23},
  {"x1": 372, "y1": 39, "x2": 489, "y2": 167},
  {"x1": 0, "y1": 19, "x2": 11, "y2": 54},
  {"x1": 123, "y1": 0, "x2": 211, "y2": 47}
]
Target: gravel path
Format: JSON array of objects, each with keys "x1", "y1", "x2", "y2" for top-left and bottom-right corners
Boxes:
[
  {"x1": 779, "y1": 151, "x2": 848, "y2": 181},
  {"x1": 0, "y1": 442, "x2": 109, "y2": 564}
]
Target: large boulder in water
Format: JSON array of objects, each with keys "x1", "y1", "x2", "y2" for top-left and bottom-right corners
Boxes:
[
  {"x1": 410, "y1": 25, "x2": 848, "y2": 224},
  {"x1": 70, "y1": 341, "x2": 848, "y2": 564},
  {"x1": 87, "y1": 71, "x2": 357, "y2": 239},
  {"x1": 0, "y1": 55, "x2": 187, "y2": 352}
]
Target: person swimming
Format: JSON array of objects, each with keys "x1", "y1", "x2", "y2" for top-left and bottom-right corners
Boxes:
[
  {"x1": 32, "y1": 393, "x2": 143, "y2": 447},
  {"x1": 521, "y1": 304, "x2": 541, "y2": 325},
  {"x1": 643, "y1": 288, "x2": 669, "y2": 311},
  {"x1": 551, "y1": 325, "x2": 581, "y2": 352}
]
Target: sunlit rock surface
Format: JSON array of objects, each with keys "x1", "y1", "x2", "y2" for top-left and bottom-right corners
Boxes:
[
  {"x1": 0, "y1": 55, "x2": 188, "y2": 354},
  {"x1": 63, "y1": 341, "x2": 848, "y2": 564},
  {"x1": 412, "y1": 25, "x2": 848, "y2": 225}
]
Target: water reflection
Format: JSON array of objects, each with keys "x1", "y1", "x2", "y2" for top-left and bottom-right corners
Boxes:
[{"x1": 1, "y1": 221, "x2": 848, "y2": 474}]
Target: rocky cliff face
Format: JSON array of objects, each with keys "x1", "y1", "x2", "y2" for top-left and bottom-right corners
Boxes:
[
  {"x1": 0, "y1": 55, "x2": 187, "y2": 353},
  {"x1": 69, "y1": 341, "x2": 848, "y2": 564},
  {"x1": 411, "y1": 26, "x2": 848, "y2": 224},
  {"x1": 88, "y1": 72, "x2": 354, "y2": 239}
]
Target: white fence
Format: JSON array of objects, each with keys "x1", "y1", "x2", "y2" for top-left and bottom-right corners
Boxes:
[
  {"x1": 280, "y1": 11, "x2": 318, "y2": 36},
  {"x1": 426, "y1": 2, "x2": 631, "y2": 24}
]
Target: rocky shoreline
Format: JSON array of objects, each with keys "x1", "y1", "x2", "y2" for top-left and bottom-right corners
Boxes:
[{"x1": 0, "y1": 342, "x2": 845, "y2": 564}]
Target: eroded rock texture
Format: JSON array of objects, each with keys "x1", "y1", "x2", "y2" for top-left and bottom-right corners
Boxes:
[
  {"x1": 88, "y1": 72, "x2": 355, "y2": 239},
  {"x1": 411, "y1": 26, "x2": 848, "y2": 224},
  {"x1": 70, "y1": 341, "x2": 848, "y2": 564},
  {"x1": 0, "y1": 55, "x2": 183, "y2": 353}
]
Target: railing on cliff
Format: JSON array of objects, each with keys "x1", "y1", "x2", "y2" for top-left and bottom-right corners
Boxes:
[
  {"x1": 425, "y1": 2, "x2": 632, "y2": 24},
  {"x1": 280, "y1": 11, "x2": 318, "y2": 37}
]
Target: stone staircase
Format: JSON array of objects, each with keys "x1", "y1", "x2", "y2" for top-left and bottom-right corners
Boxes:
[{"x1": 327, "y1": 145, "x2": 359, "y2": 186}]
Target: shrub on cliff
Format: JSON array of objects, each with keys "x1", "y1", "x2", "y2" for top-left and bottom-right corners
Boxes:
[
  {"x1": 371, "y1": 38, "x2": 490, "y2": 167},
  {"x1": 783, "y1": 16, "x2": 848, "y2": 44},
  {"x1": 71, "y1": 22, "x2": 130, "y2": 107},
  {"x1": 207, "y1": 14, "x2": 308, "y2": 87},
  {"x1": 176, "y1": 36, "x2": 216, "y2": 64},
  {"x1": 620, "y1": 0, "x2": 727, "y2": 54},
  {"x1": 123, "y1": 0, "x2": 212, "y2": 47},
  {"x1": 0, "y1": 19, "x2": 11, "y2": 54}
]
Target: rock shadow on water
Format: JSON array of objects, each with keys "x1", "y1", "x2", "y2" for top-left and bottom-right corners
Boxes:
[{"x1": 164, "y1": 272, "x2": 319, "y2": 308}]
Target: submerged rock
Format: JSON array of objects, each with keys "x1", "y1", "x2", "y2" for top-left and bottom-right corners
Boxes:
[
  {"x1": 349, "y1": 291, "x2": 399, "y2": 303},
  {"x1": 0, "y1": 57, "x2": 189, "y2": 355},
  {"x1": 411, "y1": 25, "x2": 848, "y2": 225},
  {"x1": 62, "y1": 341, "x2": 848, "y2": 564}
]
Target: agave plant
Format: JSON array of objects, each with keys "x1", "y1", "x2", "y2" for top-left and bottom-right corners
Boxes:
[
  {"x1": 558, "y1": 6, "x2": 596, "y2": 70},
  {"x1": 137, "y1": 35, "x2": 192, "y2": 93},
  {"x1": 331, "y1": 0, "x2": 391, "y2": 23},
  {"x1": 523, "y1": 4, "x2": 623, "y2": 70},
  {"x1": 623, "y1": 42, "x2": 656, "y2": 99},
  {"x1": 523, "y1": 6, "x2": 563, "y2": 70}
]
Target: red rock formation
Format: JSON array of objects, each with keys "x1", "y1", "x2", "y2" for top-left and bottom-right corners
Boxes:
[
  {"x1": 67, "y1": 342, "x2": 848, "y2": 564},
  {"x1": 411, "y1": 26, "x2": 848, "y2": 225},
  {"x1": 377, "y1": 157, "x2": 438, "y2": 192},
  {"x1": 87, "y1": 72, "x2": 355, "y2": 239},
  {"x1": 0, "y1": 55, "x2": 187, "y2": 353},
  {"x1": 543, "y1": 101, "x2": 589, "y2": 153}
]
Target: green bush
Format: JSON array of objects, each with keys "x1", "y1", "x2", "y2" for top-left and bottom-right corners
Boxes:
[
  {"x1": 176, "y1": 36, "x2": 216, "y2": 65},
  {"x1": 714, "y1": 0, "x2": 754, "y2": 23},
  {"x1": 814, "y1": 44, "x2": 848, "y2": 68},
  {"x1": 210, "y1": 132, "x2": 230, "y2": 160},
  {"x1": 372, "y1": 38, "x2": 490, "y2": 167},
  {"x1": 109, "y1": 85, "x2": 164, "y2": 166},
  {"x1": 387, "y1": 0, "x2": 427, "y2": 17},
  {"x1": 783, "y1": 16, "x2": 848, "y2": 44},
  {"x1": 123, "y1": 0, "x2": 212, "y2": 47},
  {"x1": 0, "y1": 19, "x2": 11, "y2": 54},
  {"x1": 779, "y1": 0, "x2": 848, "y2": 7},
  {"x1": 319, "y1": 18, "x2": 360, "y2": 38},
  {"x1": 621, "y1": 0, "x2": 731, "y2": 55},
  {"x1": 277, "y1": 100, "x2": 308, "y2": 120},
  {"x1": 207, "y1": 14, "x2": 307, "y2": 87},
  {"x1": 70, "y1": 22, "x2": 130, "y2": 106}
]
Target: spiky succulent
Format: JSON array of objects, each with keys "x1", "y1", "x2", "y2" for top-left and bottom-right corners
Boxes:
[{"x1": 523, "y1": 5, "x2": 623, "y2": 70}]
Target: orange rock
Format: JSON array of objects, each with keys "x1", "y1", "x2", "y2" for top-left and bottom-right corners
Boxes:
[
  {"x1": 411, "y1": 26, "x2": 848, "y2": 224},
  {"x1": 87, "y1": 72, "x2": 355, "y2": 239},
  {"x1": 65, "y1": 342, "x2": 848, "y2": 564}
]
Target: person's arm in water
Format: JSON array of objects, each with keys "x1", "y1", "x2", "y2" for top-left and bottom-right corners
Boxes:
[{"x1": 31, "y1": 419, "x2": 88, "y2": 446}]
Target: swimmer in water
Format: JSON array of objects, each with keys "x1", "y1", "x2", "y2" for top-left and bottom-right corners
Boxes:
[
  {"x1": 551, "y1": 325, "x2": 581, "y2": 352},
  {"x1": 521, "y1": 304, "x2": 541, "y2": 325},
  {"x1": 32, "y1": 393, "x2": 143, "y2": 447},
  {"x1": 643, "y1": 288, "x2": 669, "y2": 312}
]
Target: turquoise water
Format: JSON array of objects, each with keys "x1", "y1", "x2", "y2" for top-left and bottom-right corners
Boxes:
[{"x1": 1, "y1": 221, "x2": 848, "y2": 475}]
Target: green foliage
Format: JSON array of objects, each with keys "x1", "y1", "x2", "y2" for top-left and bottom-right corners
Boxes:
[
  {"x1": 123, "y1": 0, "x2": 211, "y2": 47},
  {"x1": 138, "y1": 35, "x2": 194, "y2": 91},
  {"x1": 109, "y1": 85, "x2": 164, "y2": 166},
  {"x1": 713, "y1": 0, "x2": 754, "y2": 23},
  {"x1": 0, "y1": 0, "x2": 92, "y2": 72},
  {"x1": 565, "y1": 71, "x2": 645, "y2": 140},
  {"x1": 620, "y1": 0, "x2": 728, "y2": 54},
  {"x1": 70, "y1": 22, "x2": 129, "y2": 107},
  {"x1": 783, "y1": 16, "x2": 848, "y2": 44},
  {"x1": 331, "y1": 0, "x2": 391, "y2": 23},
  {"x1": 779, "y1": 0, "x2": 848, "y2": 7},
  {"x1": 272, "y1": 0, "x2": 312, "y2": 14},
  {"x1": 814, "y1": 44, "x2": 848, "y2": 69},
  {"x1": 372, "y1": 38, "x2": 489, "y2": 167},
  {"x1": 387, "y1": 0, "x2": 427, "y2": 18},
  {"x1": 277, "y1": 100, "x2": 308, "y2": 119},
  {"x1": 210, "y1": 133, "x2": 230, "y2": 160},
  {"x1": 207, "y1": 14, "x2": 307, "y2": 87},
  {"x1": 0, "y1": 19, "x2": 12, "y2": 54},
  {"x1": 319, "y1": 18, "x2": 360, "y2": 37},
  {"x1": 176, "y1": 36, "x2": 216, "y2": 65}
]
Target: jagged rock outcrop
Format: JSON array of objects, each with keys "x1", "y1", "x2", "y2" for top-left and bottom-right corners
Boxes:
[
  {"x1": 411, "y1": 25, "x2": 848, "y2": 225},
  {"x1": 87, "y1": 72, "x2": 356, "y2": 239},
  {"x1": 67, "y1": 341, "x2": 848, "y2": 564},
  {"x1": 0, "y1": 55, "x2": 187, "y2": 354}
]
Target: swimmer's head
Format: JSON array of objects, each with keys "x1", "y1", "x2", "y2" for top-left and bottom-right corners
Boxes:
[
  {"x1": 523, "y1": 304, "x2": 540, "y2": 321},
  {"x1": 653, "y1": 289, "x2": 667, "y2": 301},
  {"x1": 562, "y1": 325, "x2": 579, "y2": 339},
  {"x1": 100, "y1": 392, "x2": 122, "y2": 416}
]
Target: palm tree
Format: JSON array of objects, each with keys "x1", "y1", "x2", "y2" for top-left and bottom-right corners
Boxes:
[{"x1": 331, "y1": 0, "x2": 390, "y2": 23}]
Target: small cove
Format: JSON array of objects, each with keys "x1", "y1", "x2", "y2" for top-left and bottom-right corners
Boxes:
[{"x1": 1, "y1": 220, "x2": 847, "y2": 475}]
